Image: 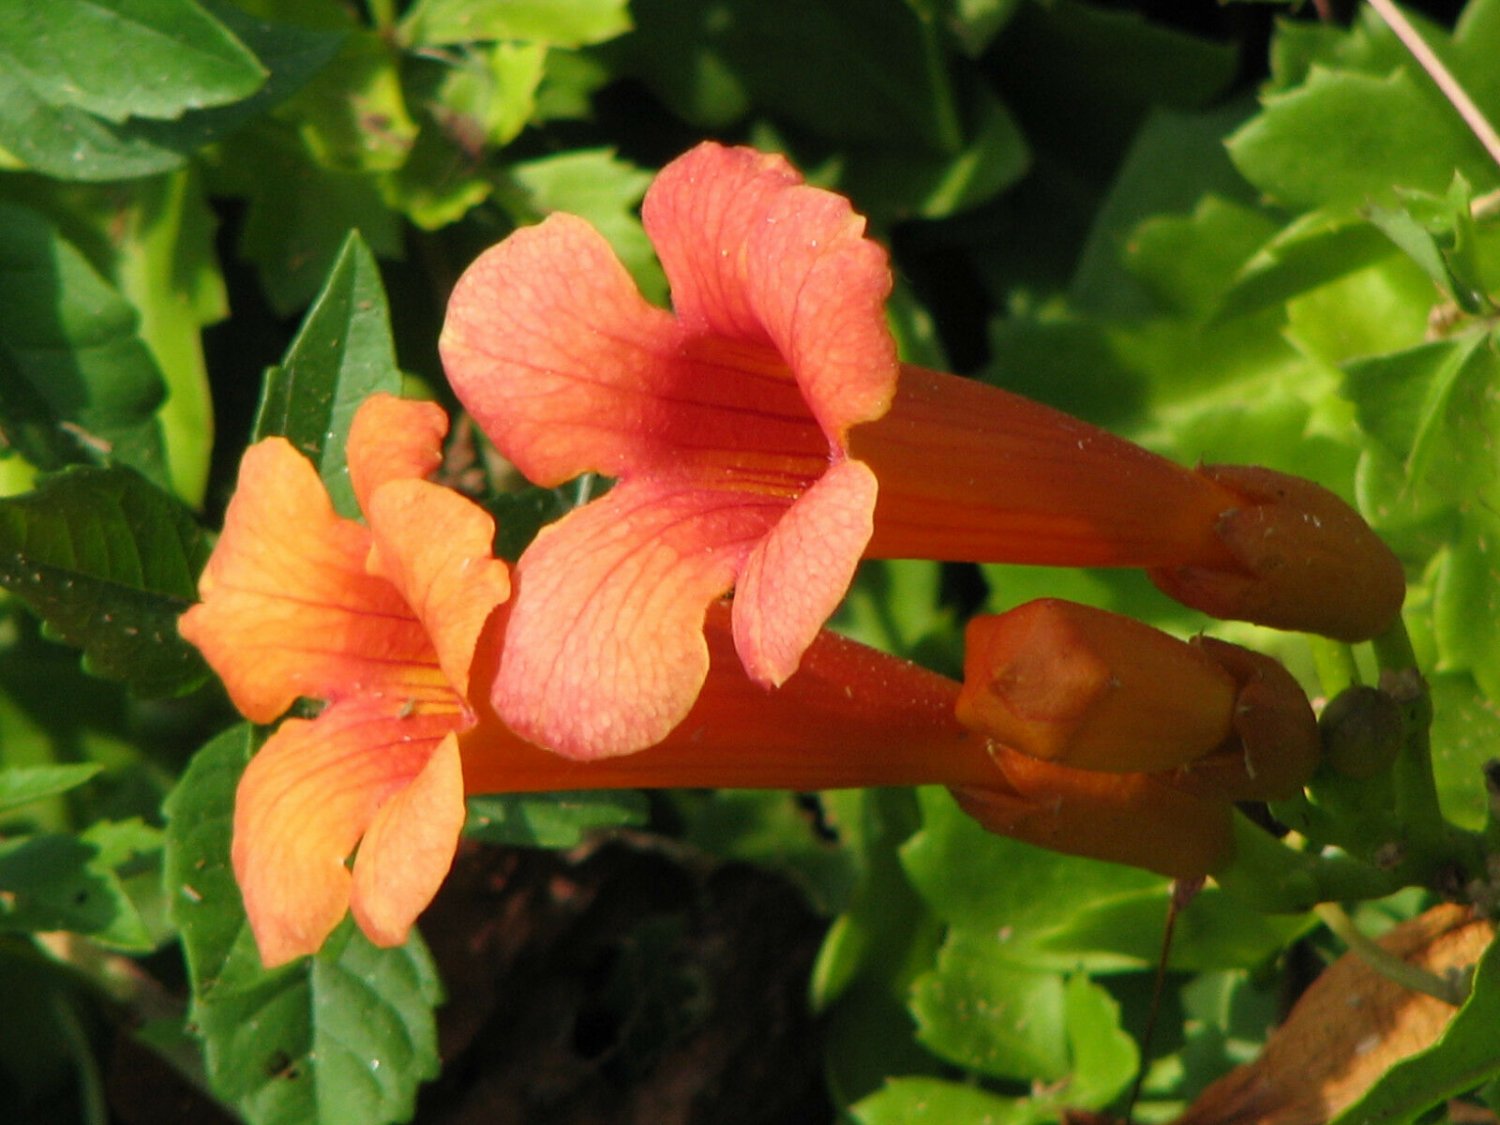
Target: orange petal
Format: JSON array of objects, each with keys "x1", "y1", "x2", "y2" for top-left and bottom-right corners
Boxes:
[
  {"x1": 644, "y1": 142, "x2": 897, "y2": 437},
  {"x1": 364, "y1": 478, "x2": 510, "y2": 700},
  {"x1": 733, "y1": 459, "x2": 877, "y2": 686},
  {"x1": 349, "y1": 733, "x2": 466, "y2": 948},
  {"x1": 231, "y1": 700, "x2": 459, "y2": 966},
  {"x1": 346, "y1": 393, "x2": 448, "y2": 515},
  {"x1": 496, "y1": 481, "x2": 780, "y2": 759},
  {"x1": 439, "y1": 211, "x2": 679, "y2": 485},
  {"x1": 179, "y1": 440, "x2": 431, "y2": 722}
]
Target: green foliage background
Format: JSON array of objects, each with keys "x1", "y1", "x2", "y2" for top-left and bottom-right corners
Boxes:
[{"x1": 2, "y1": 0, "x2": 1500, "y2": 1122}]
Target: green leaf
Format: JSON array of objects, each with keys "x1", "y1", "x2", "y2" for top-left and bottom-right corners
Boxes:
[
  {"x1": 620, "y1": 0, "x2": 970, "y2": 151},
  {"x1": 1344, "y1": 334, "x2": 1498, "y2": 522},
  {"x1": 1062, "y1": 973, "x2": 1138, "y2": 1109},
  {"x1": 217, "y1": 123, "x2": 401, "y2": 312},
  {"x1": 504, "y1": 148, "x2": 665, "y2": 304},
  {"x1": 1429, "y1": 673, "x2": 1500, "y2": 831},
  {"x1": 1216, "y1": 211, "x2": 1396, "y2": 321},
  {"x1": 165, "y1": 726, "x2": 443, "y2": 1124},
  {"x1": 290, "y1": 31, "x2": 416, "y2": 173},
  {"x1": 253, "y1": 231, "x2": 402, "y2": 518},
  {"x1": 1228, "y1": 67, "x2": 1500, "y2": 213},
  {"x1": 464, "y1": 790, "x2": 647, "y2": 848},
  {"x1": 1433, "y1": 517, "x2": 1500, "y2": 702},
  {"x1": 0, "y1": 466, "x2": 212, "y2": 697},
  {"x1": 836, "y1": 87, "x2": 1029, "y2": 222},
  {"x1": 0, "y1": 764, "x2": 103, "y2": 815},
  {"x1": 0, "y1": 833, "x2": 123, "y2": 935},
  {"x1": 0, "y1": 0, "x2": 265, "y2": 124},
  {"x1": 1332, "y1": 931, "x2": 1500, "y2": 1124},
  {"x1": 0, "y1": 818, "x2": 159, "y2": 948},
  {"x1": 901, "y1": 789, "x2": 1309, "y2": 972},
  {"x1": 164, "y1": 724, "x2": 263, "y2": 999},
  {"x1": 910, "y1": 932, "x2": 1070, "y2": 1081},
  {"x1": 196, "y1": 921, "x2": 442, "y2": 1125},
  {"x1": 400, "y1": 0, "x2": 630, "y2": 48},
  {"x1": 0, "y1": 200, "x2": 168, "y2": 486},
  {"x1": 0, "y1": 3, "x2": 342, "y2": 182},
  {"x1": 852, "y1": 1076, "x2": 1044, "y2": 1125}
]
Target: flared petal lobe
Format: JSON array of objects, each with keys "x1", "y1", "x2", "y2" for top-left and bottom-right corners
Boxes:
[
  {"x1": 178, "y1": 438, "x2": 431, "y2": 722},
  {"x1": 183, "y1": 394, "x2": 512, "y2": 964},
  {"x1": 232, "y1": 702, "x2": 462, "y2": 966},
  {"x1": 497, "y1": 483, "x2": 776, "y2": 759},
  {"x1": 642, "y1": 142, "x2": 897, "y2": 435},
  {"x1": 442, "y1": 142, "x2": 901, "y2": 757}
]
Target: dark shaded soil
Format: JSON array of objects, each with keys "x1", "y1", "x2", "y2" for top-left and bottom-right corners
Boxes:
[{"x1": 105, "y1": 837, "x2": 831, "y2": 1125}]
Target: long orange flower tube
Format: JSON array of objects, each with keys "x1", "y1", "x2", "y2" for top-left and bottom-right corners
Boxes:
[
  {"x1": 440, "y1": 141, "x2": 1404, "y2": 762},
  {"x1": 182, "y1": 397, "x2": 1274, "y2": 961},
  {"x1": 179, "y1": 394, "x2": 512, "y2": 967}
]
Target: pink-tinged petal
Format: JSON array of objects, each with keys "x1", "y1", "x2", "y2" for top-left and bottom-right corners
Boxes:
[
  {"x1": 733, "y1": 459, "x2": 877, "y2": 686},
  {"x1": 496, "y1": 482, "x2": 781, "y2": 759},
  {"x1": 439, "y1": 212, "x2": 679, "y2": 484},
  {"x1": 365, "y1": 478, "x2": 511, "y2": 699},
  {"x1": 179, "y1": 440, "x2": 434, "y2": 722},
  {"x1": 349, "y1": 733, "x2": 465, "y2": 948},
  {"x1": 645, "y1": 143, "x2": 897, "y2": 438},
  {"x1": 347, "y1": 393, "x2": 448, "y2": 515},
  {"x1": 231, "y1": 700, "x2": 459, "y2": 966},
  {"x1": 642, "y1": 144, "x2": 800, "y2": 343}
]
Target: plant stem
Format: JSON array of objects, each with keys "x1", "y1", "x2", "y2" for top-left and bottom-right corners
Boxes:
[
  {"x1": 1314, "y1": 902, "x2": 1468, "y2": 1005},
  {"x1": 1214, "y1": 815, "x2": 1403, "y2": 913},
  {"x1": 1310, "y1": 636, "x2": 1361, "y2": 700}
]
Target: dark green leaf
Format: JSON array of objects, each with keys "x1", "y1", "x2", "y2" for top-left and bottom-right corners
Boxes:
[
  {"x1": 253, "y1": 231, "x2": 402, "y2": 517},
  {"x1": 0, "y1": 466, "x2": 212, "y2": 697},
  {"x1": 164, "y1": 724, "x2": 264, "y2": 999},
  {"x1": 0, "y1": 0, "x2": 265, "y2": 124},
  {"x1": 0, "y1": 4, "x2": 341, "y2": 181},
  {"x1": 464, "y1": 790, "x2": 648, "y2": 848},
  {"x1": 621, "y1": 0, "x2": 963, "y2": 149},
  {"x1": 0, "y1": 201, "x2": 168, "y2": 486},
  {"x1": 1332, "y1": 931, "x2": 1500, "y2": 1124},
  {"x1": 195, "y1": 921, "x2": 442, "y2": 1125},
  {"x1": 0, "y1": 763, "x2": 103, "y2": 815},
  {"x1": 166, "y1": 726, "x2": 444, "y2": 1124},
  {"x1": 0, "y1": 818, "x2": 158, "y2": 948}
]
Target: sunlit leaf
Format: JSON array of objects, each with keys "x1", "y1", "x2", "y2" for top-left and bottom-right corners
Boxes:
[
  {"x1": 400, "y1": 0, "x2": 630, "y2": 48},
  {"x1": 0, "y1": 764, "x2": 103, "y2": 815},
  {"x1": 253, "y1": 231, "x2": 402, "y2": 517}
]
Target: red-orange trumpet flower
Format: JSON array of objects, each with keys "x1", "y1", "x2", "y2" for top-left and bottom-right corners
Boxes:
[
  {"x1": 182, "y1": 398, "x2": 1286, "y2": 963},
  {"x1": 440, "y1": 142, "x2": 1403, "y2": 762}
]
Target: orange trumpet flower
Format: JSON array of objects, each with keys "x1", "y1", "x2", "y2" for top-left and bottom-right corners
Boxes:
[{"x1": 440, "y1": 142, "x2": 1403, "y2": 762}]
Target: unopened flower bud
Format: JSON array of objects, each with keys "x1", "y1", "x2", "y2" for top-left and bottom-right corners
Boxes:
[
  {"x1": 956, "y1": 599, "x2": 1237, "y2": 774},
  {"x1": 1149, "y1": 465, "x2": 1405, "y2": 643}
]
